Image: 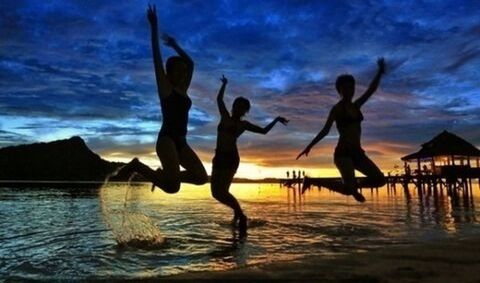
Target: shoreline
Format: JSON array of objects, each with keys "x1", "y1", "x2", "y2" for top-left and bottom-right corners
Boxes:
[{"x1": 135, "y1": 236, "x2": 480, "y2": 283}]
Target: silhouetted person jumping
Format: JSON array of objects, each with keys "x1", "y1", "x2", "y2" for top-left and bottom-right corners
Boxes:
[
  {"x1": 297, "y1": 58, "x2": 387, "y2": 202},
  {"x1": 110, "y1": 5, "x2": 208, "y2": 192},
  {"x1": 211, "y1": 75, "x2": 288, "y2": 235}
]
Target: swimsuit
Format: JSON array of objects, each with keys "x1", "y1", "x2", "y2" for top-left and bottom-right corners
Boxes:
[
  {"x1": 157, "y1": 90, "x2": 192, "y2": 151},
  {"x1": 212, "y1": 151, "x2": 240, "y2": 171},
  {"x1": 212, "y1": 119, "x2": 242, "y2": 172},
  {"x1": 334, "y1": 102, "x2": 364, "y2": 158}
]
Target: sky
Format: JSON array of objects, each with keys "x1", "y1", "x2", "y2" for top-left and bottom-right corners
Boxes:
[{"x1": 1, "y1": 0, "x2": 480, "y2": 178}]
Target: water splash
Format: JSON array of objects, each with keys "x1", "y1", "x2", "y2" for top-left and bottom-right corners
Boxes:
[{"x1": 100, "y1": 177, "x2": 165, "y2": 249}]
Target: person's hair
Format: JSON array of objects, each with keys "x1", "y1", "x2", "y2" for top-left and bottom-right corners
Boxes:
[
  {"x1": 166, "y1": 56, "x2": 187, "y2": 75},
  {"x1": 335, "y1": 74, "x2": 355, "y2": 93},
  {"x1": 233, "y1": 97, "x2": 251, "y2": 113}
]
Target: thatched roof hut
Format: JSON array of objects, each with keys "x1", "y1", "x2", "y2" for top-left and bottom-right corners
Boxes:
[{"x1": 401, "y1": 130, "x2": 480, "y2": 175}]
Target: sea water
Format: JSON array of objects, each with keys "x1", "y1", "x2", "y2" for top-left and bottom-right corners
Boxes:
[{"x1": 1, "y1": 182, "x2": 479, "y2": 281}]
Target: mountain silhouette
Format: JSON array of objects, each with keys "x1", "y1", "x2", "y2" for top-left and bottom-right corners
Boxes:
[{"x1": 0, "y1": 136, "x2": 124, "y2": 181}]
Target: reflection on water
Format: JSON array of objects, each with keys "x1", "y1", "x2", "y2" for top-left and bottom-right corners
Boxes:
[{"x1": 1, "y1": 182, "x2": 479, "y2": 280}]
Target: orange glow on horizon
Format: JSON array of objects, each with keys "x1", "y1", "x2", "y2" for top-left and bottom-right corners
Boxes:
[{"x1": 102, "y1": 151, "x2": 397, "y2": 179}]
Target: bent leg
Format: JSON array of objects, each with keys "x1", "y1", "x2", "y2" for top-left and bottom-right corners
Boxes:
[
  {"x1": 211, "y1": 168, "x2": 244, "y2": 217},
  {"x1": 335, "y1": 156, "x2": 366, "y2": 202},
  {"x1": 353, "y1": 153, "x2": 386, "y2": 188},
  {"x1": 178, "y1": 143, "x2": 208, "y2": 185},
  {"x1": 150, "y1": 136, "x2": 181, "y2": 193},
  {"x1": 334, "y1": 156, "x2": 357, "y2": 194}
]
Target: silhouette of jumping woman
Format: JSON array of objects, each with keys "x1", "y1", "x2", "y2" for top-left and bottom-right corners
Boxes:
[
  {"x1": 110, "y1": 4, "x2": 208, "y2": 192},
  {"x1": 211, "y1": 75, "x2": 288, "y2": 235},
  {"x1": 297, "y1": 58, "x2": 387, "y2": 202}
]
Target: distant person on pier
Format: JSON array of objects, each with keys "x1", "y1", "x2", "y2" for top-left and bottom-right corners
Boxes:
[
  {"x1": 297, "y1": 58, "x2": 387, "y2": 202},
  {"x1": 422, "y1": 165, "x2": 430, "y2": 175},
  {"x1": 211, "y1": 75, "x2": 288, "y2": 235},
  {"x1": 405, "y1": 164, "x2": 411, "y2": 176}
]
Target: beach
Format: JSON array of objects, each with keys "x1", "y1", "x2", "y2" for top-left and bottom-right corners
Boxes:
[{"x1": 153, "y1": 236, "x2": 480, "y2": 283}]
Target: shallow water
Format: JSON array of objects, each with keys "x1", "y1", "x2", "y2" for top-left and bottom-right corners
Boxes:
[{"x1": 1, "y1": 182, "x2": 480, "y2": 281}]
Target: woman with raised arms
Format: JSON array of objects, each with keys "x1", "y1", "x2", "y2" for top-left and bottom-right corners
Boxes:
[
  {"x1": 297, "y1": 58, "x2": 387, "y2": 202},
  {"x1": 111, "y1": 5, "x2": 208, "y2": 193},
  {"x1": 211, "y1": 75, "x2": 288, "y2": 234}
]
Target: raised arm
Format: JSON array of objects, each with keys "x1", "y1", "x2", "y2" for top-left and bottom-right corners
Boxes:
[
  {"x1": 162, "y1": 34, "x2": 194, "y2": 88},
  {"x1": 296, "y1": 107, "x2": 336, "y2": 160},
  {"x1": 244, "y1": 116, "x2": 288, "y2": 135},
  {"x1": 354, "y1": 57, "x2": 386, "y2": 108},
  {"x1": 147, "y1": 4, "x2": 171, "y2": 99},
  {"x1": 217, "y1": 75, "x2": 230, "y2": 118}
]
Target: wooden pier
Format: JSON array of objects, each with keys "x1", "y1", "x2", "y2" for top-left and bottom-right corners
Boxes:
[
  {"x1": 281, "y1": 131, "x2": 480, "y2": 196},
  {"x1": 280, "y1": 168, "x2": 480, "y2": 195}
]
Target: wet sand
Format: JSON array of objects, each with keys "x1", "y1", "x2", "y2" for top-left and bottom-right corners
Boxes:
[{"x1": 145, "y1": 236, "x2": 480, "y2": 283}]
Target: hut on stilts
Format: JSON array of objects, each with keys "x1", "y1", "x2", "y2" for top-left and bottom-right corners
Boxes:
[{"x1": 397, "y1": 130, "x2": 480, "y2": 193}]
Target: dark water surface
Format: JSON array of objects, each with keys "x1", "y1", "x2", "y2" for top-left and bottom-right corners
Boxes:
[{"x1": 1, "y1": 182, "x2": 479, "y2": 281}]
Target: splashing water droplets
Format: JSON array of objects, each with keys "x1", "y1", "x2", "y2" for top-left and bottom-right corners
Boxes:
[{"x1": 100, "y1": 180, "x2": 165, "y2": 249}]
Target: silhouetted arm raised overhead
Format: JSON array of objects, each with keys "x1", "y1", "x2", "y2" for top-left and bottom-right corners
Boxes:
[
  {"x1": 244, "y1": 117, "x2": 289, "y2": 135},
  {"x1": 354, "y1": 57, "x2": 386, "y2": 108},
  {"x1": 147, "y1": 4, "x2": 172, "y2": 99},
  {"x1": 162, "y1": 34, "x2": 194, "y2": 89},
  {"x1": 217, "y1": 75, "x2": 230, "y2": 118},
  {"x1": 296, "y1": 107, "x2": 336, "y2": 160}
]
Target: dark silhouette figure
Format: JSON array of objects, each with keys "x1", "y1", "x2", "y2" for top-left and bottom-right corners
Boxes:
[
  {"x1": 286, "y1": 171, "x2": 290, "y2": 179},
  {"x1": 211, "y1": 75, "x2": 288, "y2": 235},
  {"x1": 302, "y1": 171, "x2": 306, "y2": 178},
  {"x1": 292, "y1": 170, "x2": 297, "y2": 180},
  {"x1": 405, "y1": 164, "x2": 411, "y2": 176},
  {"x1": 297, "y1": 58, "x2": 387, "y2": 202},
  {"x1": 110, "y1": 5, "x2": 208, "y2": 192}
]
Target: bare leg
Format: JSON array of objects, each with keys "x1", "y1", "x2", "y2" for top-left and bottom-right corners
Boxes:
[
  {"x1": 150, "y1": 136, "x2": 181, "y2": 193},
  {"x1": 211, "y1": 168, "x2": 247, "y2": 236},
  {"x1": 211, "y1": 168, "x2": 244, "y2": 218},
  {"x1": 178, "y1": 143, "x2": 208, "y2": 185},
  {"x1": 334, "y1": 156, "x2": 366, "y2": 202},
  {"x1": 353, "y1": 153, "x2": 386, "y2": 188},
  {"x1": 334, "y1": 157, "x2": 356, "y2": 192},
  {"x1": 130, "y1": 137, "x2": 207, "y2": 193}
]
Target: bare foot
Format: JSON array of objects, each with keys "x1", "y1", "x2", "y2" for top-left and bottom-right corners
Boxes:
[{"x1": 352, "y1": 191, "x2": 366, "y2": 203}]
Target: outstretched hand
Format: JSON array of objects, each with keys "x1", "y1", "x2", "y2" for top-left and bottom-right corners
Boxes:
[
  {"x1": 377, "y1": 57, "x2": 386, "y2": 74},
  {"x1": 161, "y1": 33, "x2": 177, "y2": 47},
  {"x1": 220, "y1": 74, "x2": 228, "y2": 85},
  {"x1": 147, "y1": 4, "x2": 157, "y2": 26},
  {"x1": 296, "y1": 147, "x2": 311, "y2": 160},
  {"x1": 276, "y1": 116, "x2": 289, "y2": 125}
]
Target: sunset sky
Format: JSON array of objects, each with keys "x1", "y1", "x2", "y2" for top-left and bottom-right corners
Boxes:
[{"x1": 1, "y1": 1, "x2": 479, "y2": 178}]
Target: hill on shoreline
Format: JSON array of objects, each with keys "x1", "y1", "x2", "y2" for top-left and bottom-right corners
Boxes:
[
  {"x1": 0, "y1": 136, "x2": 284, "y2": 184},
  {"x1": 0, "y1": 136, "x2": 123, "y2": 182}
]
